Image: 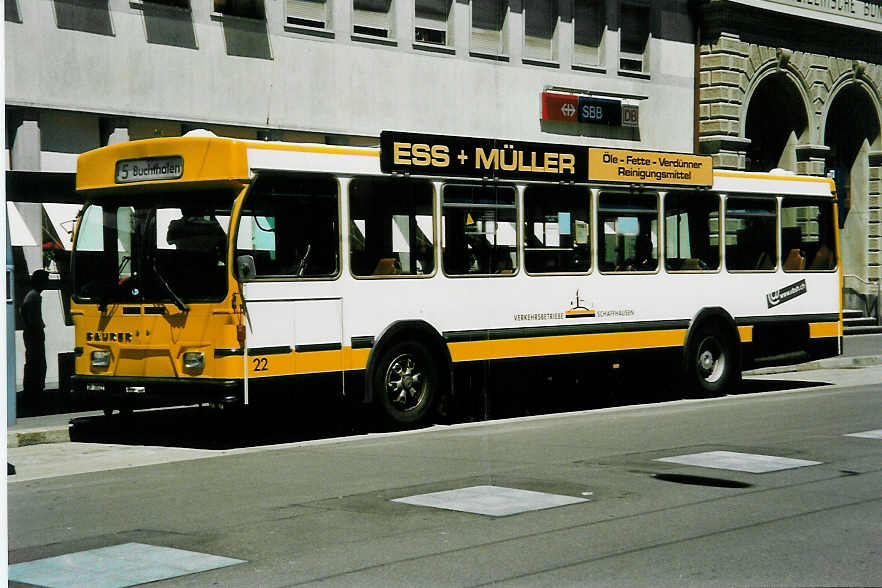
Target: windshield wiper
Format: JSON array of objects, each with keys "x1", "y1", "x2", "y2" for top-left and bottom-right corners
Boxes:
[{"x1": 150, "y1": 258, "x2": 189, "y2": 312}]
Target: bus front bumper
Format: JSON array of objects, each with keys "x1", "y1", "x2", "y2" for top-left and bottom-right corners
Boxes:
[{"x1": 71, "y1": 375, "x2": 242, "y2": 407}]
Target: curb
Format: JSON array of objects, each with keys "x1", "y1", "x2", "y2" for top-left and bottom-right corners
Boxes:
[
  {"x1": 8, "y1": 425, "x2": 71, "y2": 448},
  {"x1": 745, "y1": 354, "x2": 882, "y2": 376}
]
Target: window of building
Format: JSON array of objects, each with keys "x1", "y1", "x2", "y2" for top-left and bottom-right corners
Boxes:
[
  {"x1": 725, "y1": 197, "x2": 777, "y2": 271},
  {"x1": 663, "y1": 191, "x2": 721, "y2": 272},
  {"x1": 287, "y1": 0, "x2": 328, "y2": 29},
  {"x1": 523, "y1": 0, "x2": 558, "y2": 62},
  {"x1": 442, "y1": 184, "x2": 517, "y2": 275},
  {"x1": 6, "y1": 0, "x2": 22, "y2": 23},
  {"x1": 349, "y1": 178, "x2": 435, "y2": 277},
  {"x1": 214, "y1": 0, "x2": 265, "y2": 19},
  {"x1": 236, "y1": 174, "x2": 339, "y2": 279},
  {"x1": 142, "y1": 0, "x2": 190, "y2": 7},
  {"x1": 781, "y1": 198, "x2": 837, "y2": 271},
  {"x1": 619, "y1": 2, "x2": 649, "y2": 72},
  {"x1": 598, "y1": 193, "x2": 658, "y2": 273},
  {"x1": 471, "y1": 0, "x2": 509, "y2": 56},
  {"x1": 523, "y1": 186, "x2": 590, "y2": 274},
  {"x1": 353, "y1": 0, "x2": 393, "y2": 38},
  {"x1": 573, "y1": 0, "x2": 604, "y2": 66},
  {"x1": 415, "y1": 0, "x2": 452, "y2": 46},
  {"x1": 54, "y1": 0, "x2": 114, "y2": 36}
]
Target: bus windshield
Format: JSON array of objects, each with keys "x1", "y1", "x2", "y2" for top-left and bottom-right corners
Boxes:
[{"x1": 72, "y1": 190, "x2": 238, "y2": 307}]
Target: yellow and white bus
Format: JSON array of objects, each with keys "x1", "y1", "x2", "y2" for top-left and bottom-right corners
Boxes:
[{"x1": 70, "y1": 131, "x2": 842, "y2": 425}]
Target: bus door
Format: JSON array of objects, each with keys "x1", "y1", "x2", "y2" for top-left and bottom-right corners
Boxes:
[
  {"x1": 240, "y1": 292, "x2": 344, "y2": 384},
  {"x1": 235, "y1": 172, "x2": 344, "y2": 394}
]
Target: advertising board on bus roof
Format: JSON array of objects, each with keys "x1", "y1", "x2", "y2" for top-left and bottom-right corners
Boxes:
[
  {"x1": 588, "y1": 148, "x2": 714, "y2": 188},
  {"x1": 380, "y1": 131, "x2": 713, "y2": 187}
]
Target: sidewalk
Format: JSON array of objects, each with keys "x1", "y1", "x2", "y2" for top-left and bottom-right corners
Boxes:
[{"x1": 7, "y1": 353, "x2": 882, "y2": 450}]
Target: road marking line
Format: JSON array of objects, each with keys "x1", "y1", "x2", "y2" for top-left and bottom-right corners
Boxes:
[{"x1": 845, "y1": 429, "x2": 882, "y2": 439}]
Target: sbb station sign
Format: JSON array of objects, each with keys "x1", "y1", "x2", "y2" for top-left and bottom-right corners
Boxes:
[{"x1": 541, "y1": 92, "x2": 638, "y2": 128}]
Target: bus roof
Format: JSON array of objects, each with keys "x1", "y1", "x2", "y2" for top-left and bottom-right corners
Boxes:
[{"x1": 76, "y1": 135, "x2": 834, "y2": 198}]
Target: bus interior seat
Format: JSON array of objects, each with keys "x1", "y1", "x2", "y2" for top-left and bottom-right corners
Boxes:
[
  {"x1": 783, "y1": 248, "x2": 806, "y2": 271},
  {"x1": 373, "y1": 257, "x2": 399, "y2": 275},
  {"x1": 809, "y1": 244, "x2": 835, "y2": 270},
  {"x1": 680, "y1": 258, "x2": 701, "y2": 270},
  {"x1": 754, "y1": 250, "x2": 774, "y2": 270}
]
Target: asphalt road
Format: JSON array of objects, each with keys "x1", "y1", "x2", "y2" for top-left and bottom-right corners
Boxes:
[{"x1": 8, "y1": 367, "x2": 882, "y2": 587}]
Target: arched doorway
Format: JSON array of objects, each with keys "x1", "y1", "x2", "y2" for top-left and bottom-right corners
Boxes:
[
  {"x1": 824, "y1": 83, "x2": 881, "y2": 297},
  {"x1": 744, "y1": 73, "x2": 809, "y2": 172}
]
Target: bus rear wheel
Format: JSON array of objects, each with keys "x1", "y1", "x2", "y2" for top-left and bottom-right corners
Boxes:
[
  {"x1": 686, "y1": 323, "x2": 739, "y2": 397},
  {"x1": 374, "y1": 341, "x2": 438, "y2": 427}
]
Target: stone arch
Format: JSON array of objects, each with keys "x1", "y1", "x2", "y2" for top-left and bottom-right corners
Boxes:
[
  {"x1": 823, "y1": 78, "x2": 882, "y2": 298},
  {"x1": 742, "y1": 62, "x2": 812, "y2": 172}
]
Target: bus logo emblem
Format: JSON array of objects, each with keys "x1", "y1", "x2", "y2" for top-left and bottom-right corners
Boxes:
[
  {"x1": 566, "y1": 290, "x2": 596, "y2": 318},
  {"x1": 766, "y1": 280, "x2": 807, "y2": 308}
]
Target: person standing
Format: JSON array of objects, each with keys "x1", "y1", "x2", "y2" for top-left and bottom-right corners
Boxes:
[{"x1": 21, "y1": 268, "x2": 49, "y2": 414}]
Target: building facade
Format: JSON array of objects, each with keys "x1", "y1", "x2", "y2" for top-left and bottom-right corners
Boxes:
[
  {"x1": 695, "y1": 0, "x2": 882, "y2": 309},
  {"x1": 7, "y1": 0, "x2": 881, "y2": 398}
]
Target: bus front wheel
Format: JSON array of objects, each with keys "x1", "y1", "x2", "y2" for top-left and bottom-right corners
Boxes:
[
  {"x1": 374, "y1": 341, "x2": 438, "y2": 427},
  {"x1": 686, "y1": 323, "x2": 739, "y2": 397}
]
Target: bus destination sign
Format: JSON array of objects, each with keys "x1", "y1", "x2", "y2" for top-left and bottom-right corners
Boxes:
[
  {"x1": 588, "y1": 148, "x2": 713, "y2": 187},
  {"x1": 380, "y1": 131, "x2": 589, "y2": 182},
  {"x1": 115, "y1": 156, "x2": 184, "y2": 184}
]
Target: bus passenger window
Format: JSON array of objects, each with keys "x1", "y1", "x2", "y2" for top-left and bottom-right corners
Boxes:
[
  {"x1": 523, "y1": 186, "x2": 590, "y2": 274},
  {"x1": 663, "y1": 191, "x2": 721, "y2": 272},
  {"x1": 781, "y1": 198, "x2": 837, "y2": 271},
  {"x1": 598, "y1": 193, "x2": 658, "y2": 273},
  {"x1": 442, "y1": 184, "x2": 517, "y2": 276},
  {"x1": 237, "y1": 173, "x2": 339, "y2": 279},
  {"x1": 725, "y1": 197, "x2": 776, "y2": 271},
  {"x1": 349, "y1": 177, "x2": 435, "y2": 277}
]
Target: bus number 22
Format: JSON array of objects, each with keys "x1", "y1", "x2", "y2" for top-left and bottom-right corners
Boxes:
[{"x1": 252, "y1": 357, "x2": 268, "y2": 372}]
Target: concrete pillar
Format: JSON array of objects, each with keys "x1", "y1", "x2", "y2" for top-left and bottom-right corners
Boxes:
[
  {"x1": 333, "y1": 0, "x2": 351, "y2": 37},
  {"x1": 396, "y1": 0, "x2": 412, "y2": 42},
  {"x1": 453, "y1": 0, "x2": 470, "y2": 55},
  {"x1": 699, "y1": 135, "x2": 751, "y2": 171},
  {"x1": 103, "y1": 117, "x2": 131, "y2": 145},
  {"x1": 869, "y1": 151, "x2": 882, "y2": 284},
  {"x1": 10, "y1": 110, "x2": 41, "y2": 172},
  {"x1": 795, "y1": 144, "x2": 829, "y2": 177},
  {"x1": 698, "y1": 33, "x2": 749, "y2": 168},
  {"x1": 505, "y1": 5, "x2": 522, "y2": 61}
]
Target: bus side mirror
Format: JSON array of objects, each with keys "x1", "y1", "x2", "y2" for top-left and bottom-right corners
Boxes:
[{"x1": 236, "y1": 255, "x2": 256, "y2": 281}]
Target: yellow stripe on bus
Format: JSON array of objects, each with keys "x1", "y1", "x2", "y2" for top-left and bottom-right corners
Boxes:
[
  {"x1": 216, "y1": 321, "x2": 833, "y2": 378},
  {"x1": 809, "y1": 321, "x2": 841, "y2": 338},
  {"x1": 447, "y1": 329, "x2": 688, "y2": 362},
  {"x1": 713, "y1": 170, "x2": 835, "y2": 186}
]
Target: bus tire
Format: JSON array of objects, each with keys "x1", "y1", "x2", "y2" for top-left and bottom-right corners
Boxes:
[
  {"x1": 374, "y1": 340, "x2": 438, "y2": 427},
  {"x1": 686, "y1": 322, "x2": 739, "y2": 397}
]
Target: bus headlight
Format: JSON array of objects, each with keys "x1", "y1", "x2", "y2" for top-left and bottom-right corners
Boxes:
[
  {"x1": 91, "y1": 350, "x2": 111, "y2": 368},
  {"x1": 183, "y1": 351, "x2": 205, "y2": 370}
]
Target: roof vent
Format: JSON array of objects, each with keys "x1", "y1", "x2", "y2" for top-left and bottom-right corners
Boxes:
[
  {"x1": 183, "y1": 129, "x2": 217, "y2": 138},
  {"x1": 769, "y1": 168, "x2": 796, "y2": 176}
]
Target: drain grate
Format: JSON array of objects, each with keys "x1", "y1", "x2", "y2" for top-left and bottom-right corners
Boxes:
[
  {"x1": 392, "y1": 485, "x2": 589, "y2": 517},
  {"x1": 8, "y1": 542, "x2": 245, "y2": 588},
  {"x1": 655, "y1": 451, "x2": 821, "y2": 473}
]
